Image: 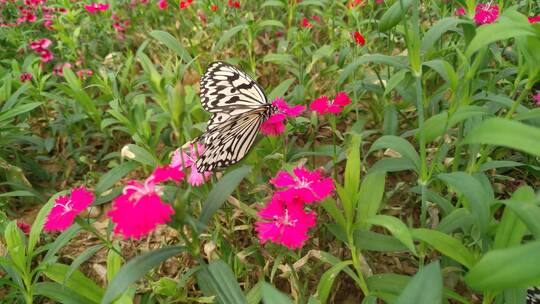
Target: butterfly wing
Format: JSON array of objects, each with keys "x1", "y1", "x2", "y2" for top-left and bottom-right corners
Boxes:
[
  {"x1": 200, "y1": 61, "x2": 268, "y2": 118},
  {"x1": 196, "y1": 108, "x2": 267, "y2": 172}
]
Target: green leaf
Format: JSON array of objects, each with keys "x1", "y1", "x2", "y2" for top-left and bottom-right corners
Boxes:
[
  {"x1": 34, "y1": 282, "x2": 97, "y2": 304},
  {"x1": 499, "y1": 197, "x2": 540, "y2": 240},
  {"x1": 107, "y1": 247, "x2": 123, "y2": 283},
  {"x1": 368, "y1": 135, "x2": 420, "y2": 173},
  {"x1": 102, "y1": 246, "x2": 185, "y2": 304},
  {"x1": 369, "y1": 158, "x2": 417, "y2": 173},
  {"x1": 437, "y1": 172, "x2": 491, "y2": 232},
  {"x1": 367, "y1": 273, "x2": 410, "y2": 298},
  {"x1": 267, "y1": 78, "x2": 295, "y2": 102},
  {"x1": 261, "y1": 282, "x2": 293, "y2": 304},
  {"x1": 356, "y1": 171, "x2": 386, "y2": 227},
  {"x1": 43, "y1": 263, "x2": 103, "y2": 303},
  {"x1": 338, "y1": 54, "x2": 407, "y2": 86},
  {"x1": 43, "y1": 224, "x2": 82, "y2": 262},
  {"x1": 150, "y1": 30, "x2": 193, "y2": 63},
  {"x1": 0, "y1": 102, "x2": 41, "y2": 124},
  {"x1": 315, "y1": 260, "x2": 353, "y2": 303},
  {"x1": 420, "y1": 106, "x2": 487, "y2": 143},
  {"x1": 4, "y1": 221, "x2": 25, "y2": 273},
  {"x1": 63, "y1": 244, "x2": 105, "y2": 286},
  {"x1": 463, "y1": 118, "x2": 540, "y2": 158},
  {"x1": 421, "y1": 18, "x2": 470, "y2": 53},
  {"x1": 464, "y1": 240, "x2": 540, "y2": 291},
  {"x1": 494, "y1": 186, "x2": 536, "y2": 249},
  {"x1": 436, "y1": 208, "x2": 473, "y2": 234},
  {"x1": 196, "y1": 260, "x2": 247, "y2": 304},
  {"x1": 411, "y1": 229, "x2": 476, "y2": 269},
  {"x1": 214, "y1": 24, "x2": 248, "y2": 51},
  {"x1": 199, "y1": 166, "x2": 252, "y2": 226},
  {"x1": 256, "y1": 20, "x2": 285, "y2": 31},
  {"x1": 466, "y1": 11, "x2": 536, "y2": 57},
  {"x1": 354, "y1": 230, "x2": 409, "y2": 252},
  {"x1": 395, "y1": 262, "x2": 442, "y2": 304},
  {"x1": 366, "y1": 215, "x2": 417, "y2": 255},
  {"x1": 94, "y1": 162, "x2": 138, "y2": 195},
  {"x1": 122, "y1": 144, "x2": 158, "y2": 167},
  {"x1": 378, "y1": 0, "x2": 413, "y2": 32}
]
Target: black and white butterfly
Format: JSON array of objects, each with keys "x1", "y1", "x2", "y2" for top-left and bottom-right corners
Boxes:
[{"x1": 193, "y1": 61, "x2": 277, "y2": 172}]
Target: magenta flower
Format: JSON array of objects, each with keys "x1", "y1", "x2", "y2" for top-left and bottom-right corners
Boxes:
[
  {"x1": 39, "y1": 49, "x2": 54, "y2": 62},
  {"x1": 17, "y1": 221, "x2": 31, "y2": 235},
  {"x1": 301, "y1": 17, "x2": 312, "y2": 28},
  {"x1": 529, "y1": 16, "x2": 540, "y2": 24},
  {"x1": 44, "y1": 187, "x2": 94, "y2": 232},
  {"x1": 84, "y1": 3, "x2": 109, "y2": 13},
  {"x1": 150, "y1": 165, "x2": 185, "y2": 183},
  {"x1": 455, "y1": 7, "x2": 465, "y2": 15},
  {"x1": 255, "y1": 193, "x2": 317, "y2": 249},
  {"x1": 29, "y1": 38, "x2": 52, "y2": 51},
  {"x1": 310, "y1": 92, "x2": 351, "y2": 115},
  {"x1": 474, "y1": 3, "x2": 499, "y2": 25},
  {"x1": 261, "y1": 98, "x2": 305, "y2": 136},
  {"x1": 270, "y1": 166, "x2": 334, "y2": 204},
  {"x1": 534, "y1": 92, "x2": 540, "y2": 106},
  {"x1": 20, "y1": 72, "x2": 32, "y2": 82},
  {"x1": 171, "y1": 144, "x2": 212, "y2": 186},
  {"x1": 107, "y1": 178, "x2": 174, "y2": 239},
  {"x1": 158, "y1": 0, "x2": 168, "y2": 9}
]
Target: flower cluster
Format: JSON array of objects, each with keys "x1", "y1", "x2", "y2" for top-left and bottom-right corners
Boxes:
[
  {"x1": 456, "y1": 3, "x2": 499, "y2": 25},
  {"x1": 261, "y1": 98, "x2": 305, "y2": 136},
  {"x1": 310, "y1": 92, "x2": 351, "y2": 115},
  {"x1": 84, "y1": 2, "x2": 109, "y2": 13},
  {"x1": 29, "y1": 38, "x2": 53, "y2": 62},
  {"x1": 255, "y1": 167, "x2": 334, "y2": 249}
]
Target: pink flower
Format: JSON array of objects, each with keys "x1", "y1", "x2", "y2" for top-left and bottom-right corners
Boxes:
[
  {"x1": 29, "y1": 38, "x2": 52, "y2": 51},
  {"x1": 84, "y1": 3, "x2": 109, "y2": 13},
  {"x1": 53, "y1": 62, "x2": 73, "y2": 76},
  {"x1": 171, "y1": 144, "x2": 212, "y2": 186},
  {"x1": 534, "y1": 92, "x2": 540, "y2": 106},
  {"x1": 107, "y1": 179, "x2": 174, "y2": 239},
  {"x1": 20, "y1": 72, "x2": 32, "y2": 82},
  {"x1": 529, "y1": 16, "x2": 540, "y2": 23},
  {"x1": 44, "y1": 187, "x2": 94, "y2": 232},
  {"x1": 311, "y1": 15, "x2": 321, "y2": 23},
  {"x1": 474, "y1": 3, "x2": 499, "y2": 25},
  {"x1": 353, "y1": 31, "x2": 365, "y2": 46},
  {"x1": 38, "y1": 49, "x2": 54, "y2": 62},
  {"x1": 158, "y1": 0, "x2": 167, "y2": 9},
  {"x1": 301, "y1": 17, "x2": 312, "y2": 28},
  {"x1": 17, "y1": 10, "x2": 37, "y2": 23},
  {"x1": 261, "y1": 98, "x2": 305, "y2": 136},
  {"x1": 270, "y1": 166, "x2": 334, "y2": 204},
  {"x1": 455, "y1": 7, "x2": 466, "y2": 15},
  {"x1": 310, "y1": 92, "x2": 351, "y2": 115},
  {"x1": 17, "y1": 221, "x2": 31, "y2": 235},
  {"x1": 255, "y1": 193, "x2": 317, "y2": 249},
  {"x1": 150, "y1": 165, "x2": 185, "y2": 183}
]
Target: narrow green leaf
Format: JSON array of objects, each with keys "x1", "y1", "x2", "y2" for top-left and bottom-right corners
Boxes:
[
  {"x1": 396, "y1": 262, "x2": 442, "y2": 304},
  {"x1": 196, "y1": 260, "x2": 248, "y2": 304},
  {"x1": 421, "y1": 18, "x2": 470, "y2": 53},
  {"x1": 150, "y1": 30, "x2": 193, "y2": 63},
  {"x1": 338, "y1": 55, "x2": 407, "y2": 86},
  {"x1": 261, "y1": 282, "x2": 293, "y2": 304},
  {"x1": 354, "y1": 230, "x2": 409, "y2": 252},
  {"x1": 94, "y1": 162, "x2": 138, "y2": 195},
  {"x1": 102, "y1": 246, "x2": 185, "y2": 304},
  {"x1": 214, "y1": 24, "x2": 248, "y2": 51},
  {"x1": 34, "y1": 282, "x2": 96, "y2": 304},
  {"x1": 463, "y1": 118, "x2": 540, "y2": 158},
  {"x1": 366, "y1": 215, "x2": 417, "y2": 255},
  {"x1": 63, "y1": 244, "x2": 105, "y2": 286},
  {"x1": 315, "y1": 260, "x2": 353, "y2": 303},
  {"x1": 464, "y1": 240, "x2": 540, "y2": 291},
  {"x1": 0, "y1": 102, "x2": 41, "y2": 123},
  {"x1": 344, "y1": 134, "x2": 362, "y2": 215},
  {"x1": 411, "y1": 228, "x2": 476, "y2": 269},
  {"x1": 267, "y1": 78, "x2": 295, "y2": 102},
  {"x1": 379, "y1": 0, "x2": 413, "y2": 32},
  {"x1": 356, "y1": 171, "x2": 386, "y2": 227},
  {"x1": 4, "y1": 221, "x2": 26, "y2": 273},
  {"x1": 494, "y1": 186, "x2": 536, "y2": 249},
  {"x1": 368, "y1": 135, "x2": 420, "y2": 173},
  {"x1": 199, "y1": 166, "x2": 252, "y2": 226},
  {"x1": 123, "y1": 144, "x2": 158, "y2": 167},
  {"x1": 43, "y1": 263, "x2": 104, "y2": 303}
]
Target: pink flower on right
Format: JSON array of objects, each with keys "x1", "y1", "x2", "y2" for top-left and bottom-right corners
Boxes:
[
  {"x1": 310, "y1": 92, "x2": 351, "y2": 115},
  {"x1": 456, "y1": 4, "x2": 499, "y2": 25}
]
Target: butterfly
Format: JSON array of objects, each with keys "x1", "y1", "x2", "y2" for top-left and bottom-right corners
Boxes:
[{"x1": 193, "y1": 61, "x2": 277, "y2": 173}]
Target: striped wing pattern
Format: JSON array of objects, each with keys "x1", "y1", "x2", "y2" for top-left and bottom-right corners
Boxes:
[{"x1": 195, "y1": 61, "x2": 276, "y2": 172}]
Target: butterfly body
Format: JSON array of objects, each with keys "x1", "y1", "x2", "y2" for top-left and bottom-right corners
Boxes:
[{"x1": 195, "y1": 61, "x2": 277, "y2": 172}]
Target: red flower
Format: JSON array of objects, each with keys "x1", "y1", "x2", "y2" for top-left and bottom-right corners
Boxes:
[
  {"x1": 352, "y1": 31, "x2": 365, "y2": 46},
  {"x1": 228, "y1": 0, "x2": 240, "y2": 8},
  {"x1": 210, "y1": 4, "x2": 218, "y2": 11},
  {"x1": 179, "y1": 0, "x2": 189, "y2": 9},
  {"x1": 529, "y1": 16, "x2": 540, "y2": 23},
  {"x1": 20, "y1": 72, "x2": 32, "y2": 82},
  {"x1": 301, "y1": 17, "x2": 312, "y2": 28},
  {"x1": 17, "y1": 221, "x2": 31, "y2": 234},
  {"x1": 311, "y1": 15, "x2": 321, "y2": 23}
]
